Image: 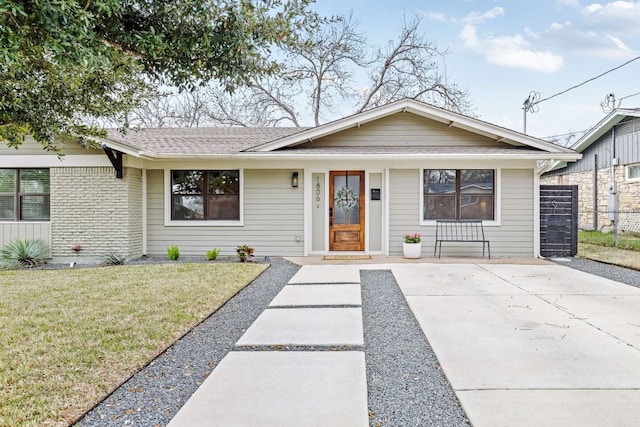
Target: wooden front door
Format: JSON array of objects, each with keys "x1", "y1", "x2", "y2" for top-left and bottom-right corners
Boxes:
[{"x1": 329, "y1": 171, "x2": 365, "y2": 251}]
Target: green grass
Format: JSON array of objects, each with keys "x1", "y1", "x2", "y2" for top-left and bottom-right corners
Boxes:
[
  {"x1": 578, "y1": 230, "x2": 640, "y2": 251},
  {"x1": 0, "y1": 262, "x2": 267, "y2": 426}
]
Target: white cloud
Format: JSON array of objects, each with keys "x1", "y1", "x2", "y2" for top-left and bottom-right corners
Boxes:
[
  {"x1": 462, "y1": 7, "x2": 505, "y2": 25},
  {"x1": 424, "y1": 12, "x2": 447, "y2": 22},
  {"x1": 581, "y1": 1, "x2": 640, "y2": 37},
  {"x1": 544, "y1": 19, "x2": 638, "y2": 58},
  {"x1": 459, "y1": 8, "x2": 563, "y2": 73}
]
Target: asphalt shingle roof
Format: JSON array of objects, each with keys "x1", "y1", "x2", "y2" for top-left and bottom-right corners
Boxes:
[{"x1": 106, "y1": 127, "x2": 307, "y2": 155}]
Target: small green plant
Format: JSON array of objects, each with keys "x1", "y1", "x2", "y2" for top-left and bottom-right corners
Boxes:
[
  {"x1": 0, "y1": 238, "x2": 49, "y2": 269},
  {"x1": 167, "y1": 245, "x2": 180, "y2": 261},
  {"x1": 100, "y1": 251, "x2": 127, "y2": 265},
  {"x1": 236, "y1": 244, "x2": 255, "y2": 262},
  {"x1": 206, "y1": 248, "x2": 220, "y2": 261}
]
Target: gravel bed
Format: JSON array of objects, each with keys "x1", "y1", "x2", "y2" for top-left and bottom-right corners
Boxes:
[
  {"x1": 361, "y1": 270, "x2": 470, "y2": 427},
  {"x1": 68, "y1": 256, "x2": 640, "y2": 426},
  {"x1": 75, "y1": 260, "x2": 469, "y2": 426},
  {"x1": 554, "y1": 257, "x2": 640, "y2": 288},
  {"x1": 74, "y1": 257, "x2": 299, "y2": 426}
]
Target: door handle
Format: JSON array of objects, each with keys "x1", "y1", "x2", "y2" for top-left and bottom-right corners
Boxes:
[{"x1": 329, "y1": 207, "x2": 333, "y2": 226}]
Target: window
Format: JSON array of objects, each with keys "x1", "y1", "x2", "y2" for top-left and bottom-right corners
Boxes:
[
  {"x1": 171, "y1": 170, "x2": 240, "y2": 220},
  {"x1": 0, "y1": 169, "x2": 50, "y2": 221},
  {"x1": 424, "y1": 169, "x2": 494, "y2": 220},
  {"x1": 628, "y1": 164, "x2": 640, "y2": 181}
]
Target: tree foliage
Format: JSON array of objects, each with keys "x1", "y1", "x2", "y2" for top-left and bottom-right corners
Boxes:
[
  {"x1": 0, "y1": 0, "x2": 314, "y2": 150},
  {"x1": 129, "y1": 14, "x2": 471, "y2": 128}
]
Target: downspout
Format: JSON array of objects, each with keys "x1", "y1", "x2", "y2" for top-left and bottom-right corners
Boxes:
[
  {"x1": 593, "y1": 154, "x2": 598, "y2": 230},
  {"x1": 611, "y1": 127, "x2": 619, "y2": 246},
  {"x1": 142, "y1": 169, "x2": 147, "y2": 256}
]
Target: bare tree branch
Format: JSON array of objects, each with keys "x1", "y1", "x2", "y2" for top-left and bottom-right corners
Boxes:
[{"x1": 131, "y1": 13, "x2": 472, "y2": 128}]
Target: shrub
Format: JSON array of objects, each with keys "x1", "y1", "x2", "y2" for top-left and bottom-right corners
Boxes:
[
  {"x1": 236, "y1": 244, "x2": 255, "y2": 262},
  {"x1": 206, "y1": 248, "x2": 220, "y2": 261},
  {"x1": 100, "y1": 251, "x2": 127, "y2": 265},
  {"x1": 167, "y1": 245, "x2": 180, "y2": 261},
  {"x1": 0, "y1": 238, "x2": 49, "y2": 269}
]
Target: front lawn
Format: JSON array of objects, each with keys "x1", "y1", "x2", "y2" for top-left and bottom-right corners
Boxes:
[
  {"x1": 578, "y1": 230, "x2": 640, "y2": 270},
  {"x1": 0, "y1": 262, "x2": 267, "y2": 426}
]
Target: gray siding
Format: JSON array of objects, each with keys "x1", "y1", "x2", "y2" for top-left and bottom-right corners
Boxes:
[
  {"x1": 308, "y1": 113, "x2": 505, "y2": 147},
  {"x1": 0, "y1": 223, "x2": 51, "y2": 254},
  {"x1": 146, "y1": 169, "x2": 304, "y2": 257},
  {"x1": 388, "y1": 169, "x2": 534, "y2": 257},
  {"x1": 546, "y1": 116, "x2": 640, "y2": 176},
  {"x1": 0, "y1": 137, "x2": 102, "y2": 156}
]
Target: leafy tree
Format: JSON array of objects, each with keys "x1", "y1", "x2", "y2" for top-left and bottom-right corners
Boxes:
[{"x1": 0, "y1": 0, "x2": 314, "y2": 151}]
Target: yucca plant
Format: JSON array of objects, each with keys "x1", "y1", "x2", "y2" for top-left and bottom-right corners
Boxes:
[
  {"x1": 0, "y1": 238, "x2": 49, "y2": 269},
  {"x1": 100, "y1": 251, "x2": 127, "y2": 265}
]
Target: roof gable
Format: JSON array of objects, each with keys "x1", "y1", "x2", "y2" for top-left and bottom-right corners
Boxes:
[
  {"x1": 545, "y1": 108, "x2": 640, "y2": 173},
  {"x1": 246, "y1": 98, "x2": 576, "y2": 155}
]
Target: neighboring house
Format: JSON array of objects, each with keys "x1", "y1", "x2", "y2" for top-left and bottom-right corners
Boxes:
[
  {"x1": 0, "y1": 99, "x2": 580, "y2": 262},
  {"x1": 541, "y1": 108, "x2": 640, "y2": 232}
]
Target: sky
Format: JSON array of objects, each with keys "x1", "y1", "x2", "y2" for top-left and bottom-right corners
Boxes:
[{"x1": 310, "y1": 0, "x2": 640, "y2": 142}]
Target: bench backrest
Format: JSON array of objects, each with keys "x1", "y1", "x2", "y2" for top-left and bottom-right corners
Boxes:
[{"x1": 435, "y1": 220, "x2": 486, "y2": 241}]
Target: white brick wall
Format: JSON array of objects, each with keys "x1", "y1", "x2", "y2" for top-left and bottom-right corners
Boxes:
[{"x1": 50, "y1": 167, "x2": 143, "y2": 259}]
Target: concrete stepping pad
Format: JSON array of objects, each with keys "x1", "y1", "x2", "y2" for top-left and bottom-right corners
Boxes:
[
  {"x1": 269, "y1": 284, "x2": 362, "y2": 307},
  {"x1": 168, "y1": 351, "x2": 368, "y2": 427},
  {"x1": 236, "y1": 308, "x2": 364, "y2": 346},
  {"x1": 288, "y1": 265, "x2": 361, "y2": 284}
]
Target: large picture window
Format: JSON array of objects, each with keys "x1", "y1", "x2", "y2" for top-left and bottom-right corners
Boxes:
[
  {"x1": 0, "y1": 169, "x2": 50, "y2": 221},
  {"x1": 424, "y1": 169, "x2": 494, "y2": 220},
  {"x1": 171, "y1": 170, "x2": 240, "y2": 220}
]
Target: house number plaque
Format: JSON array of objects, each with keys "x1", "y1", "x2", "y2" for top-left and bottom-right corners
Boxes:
[{"x1": 316, "y1": 177, "x2": 321, "y2": 208}]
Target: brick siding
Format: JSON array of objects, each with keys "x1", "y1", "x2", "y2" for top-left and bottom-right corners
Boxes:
[{"x1": 50, "y1": 167, "x2": 143, "y2": 259}]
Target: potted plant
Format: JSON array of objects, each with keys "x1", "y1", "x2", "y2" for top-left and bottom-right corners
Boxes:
[
  {"x1": 402, "y1": 233, "x2": 422, "y2": 259},
  {"x1": 236, "y1": 244, "x2": 255, "y2": 262}
]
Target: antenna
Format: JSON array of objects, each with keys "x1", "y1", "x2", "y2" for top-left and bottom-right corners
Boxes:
[
  {"x1": 522, "y1": 91, "x2": 540, "y2": 133},
  {"x1": 600, "y1": 93, "x2": 619, "y2": 113}
]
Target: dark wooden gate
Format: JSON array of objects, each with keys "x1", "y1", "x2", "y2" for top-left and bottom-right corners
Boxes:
[{"x1": 540, "y1": 185, "x2": 578, "y2": 257}]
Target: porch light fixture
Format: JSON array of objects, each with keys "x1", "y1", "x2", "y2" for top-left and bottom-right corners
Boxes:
[{"x1": 292, "y1": 172, "x2": 299, "y2": 188}]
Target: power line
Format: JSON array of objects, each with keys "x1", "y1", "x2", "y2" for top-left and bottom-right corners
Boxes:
[
  {"x1": 522, "y1": 55, "x2": 640, "y2": 133},
  {"x1": 536, "y1": 55, "x2": 640, "y2": 105}
]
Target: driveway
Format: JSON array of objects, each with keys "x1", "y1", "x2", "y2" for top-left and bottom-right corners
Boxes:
[{"x1": 392, "y1": 262, "x2": 640, "y2": 427}]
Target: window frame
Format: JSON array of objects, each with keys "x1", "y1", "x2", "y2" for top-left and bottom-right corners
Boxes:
[
  {"x1": 420, "y1": 168, "x2": 501, "y2": 226},
  {"x1": 627, "y1": 163, "x2": 640, "y2": 182},
  {"x1": 164, "y1": 168, "x2": 244, "y2": 226},
  {"x1": 0, "y1": 168, "x2": 50, "y2": 222}
]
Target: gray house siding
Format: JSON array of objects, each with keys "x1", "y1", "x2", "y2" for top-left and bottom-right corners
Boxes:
[
  {"x1": 388, "y1": 168, "x2": 534, "y2": 257},
  {"x1": 307, "y1": 113, "x2": 505, "y2": 148},
  {"x1": 545, "y1": 116, "x2": 640, "y2": 176},
  {"x1": 145, "y1": 169, "x2": 305, "y2": 257}
]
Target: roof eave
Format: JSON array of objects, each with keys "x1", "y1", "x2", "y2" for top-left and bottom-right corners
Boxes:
[
  {"x1": 144, "y1": 152, "x2": 582, "y2": 161},
  {"x1": 99, "y1": 138, "x2": 157, "y2": 159}
]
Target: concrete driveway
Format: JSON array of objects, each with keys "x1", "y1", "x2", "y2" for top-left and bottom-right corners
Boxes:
[{"x1": 392, "y1": 262, "x2": 640, "y2": 427}]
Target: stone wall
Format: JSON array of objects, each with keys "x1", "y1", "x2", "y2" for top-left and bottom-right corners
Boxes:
[
  {"x1": 50, "y1": 167, "x2": 143, "y2": 261},
  {"x1": 541, "y1": 166, "x2": 640, "y2": 232}
]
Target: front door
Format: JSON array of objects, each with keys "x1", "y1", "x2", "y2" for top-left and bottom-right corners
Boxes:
[{"x1": 329, "y1": 171, "x2": 365, "y2": 251}]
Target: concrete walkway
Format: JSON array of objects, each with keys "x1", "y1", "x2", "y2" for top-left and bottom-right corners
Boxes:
[
  {"x1": 169, "y1": 259, "x2": 640, "y2": 426},
  {"x1": 168, "y1": 264, "x2": 368, "y2": 427}
]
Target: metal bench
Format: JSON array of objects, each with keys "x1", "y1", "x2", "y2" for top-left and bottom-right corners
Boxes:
[{"x1": 434, "y1": 220, "x2": 491, "y2": 259}]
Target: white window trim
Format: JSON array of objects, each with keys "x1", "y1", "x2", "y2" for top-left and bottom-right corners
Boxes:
[
  {"x1": 626, "y1": 163, "x2": 640, "y2": 182},
  {"x1": 419, "y1": 168, "x2": 501, "y2": 226},
  {"x1": 163, "y1": 168, "x2": 244, "y2": 227}
]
